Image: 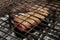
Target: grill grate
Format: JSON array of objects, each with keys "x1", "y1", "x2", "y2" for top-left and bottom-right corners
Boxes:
[{"x1": 0, "y1": 1, "x2": 60, "y2": 40}]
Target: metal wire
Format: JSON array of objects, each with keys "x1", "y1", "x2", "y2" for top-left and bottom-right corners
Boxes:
[{"x1": 0, "y1": 1, "x2": 60, "y2": 40}]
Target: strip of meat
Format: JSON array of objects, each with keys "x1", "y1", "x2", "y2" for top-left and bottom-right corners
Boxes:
[{"x1": 13, "y1": 6, "x2": 49, "y2": 32}]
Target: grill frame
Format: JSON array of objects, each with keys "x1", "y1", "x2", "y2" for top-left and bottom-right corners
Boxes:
[{"x1": 0, "y1": 1, "x2": 60, "y2": 40}]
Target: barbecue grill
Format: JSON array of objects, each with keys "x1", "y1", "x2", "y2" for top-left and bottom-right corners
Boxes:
[{"x1": 0, "y1": 0, "x2": 60, "y2": 40}]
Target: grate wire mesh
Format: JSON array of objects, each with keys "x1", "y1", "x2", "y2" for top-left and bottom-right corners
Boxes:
[{"x1": 0, "y1": 1, "x2": 60, "y2": 40}]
